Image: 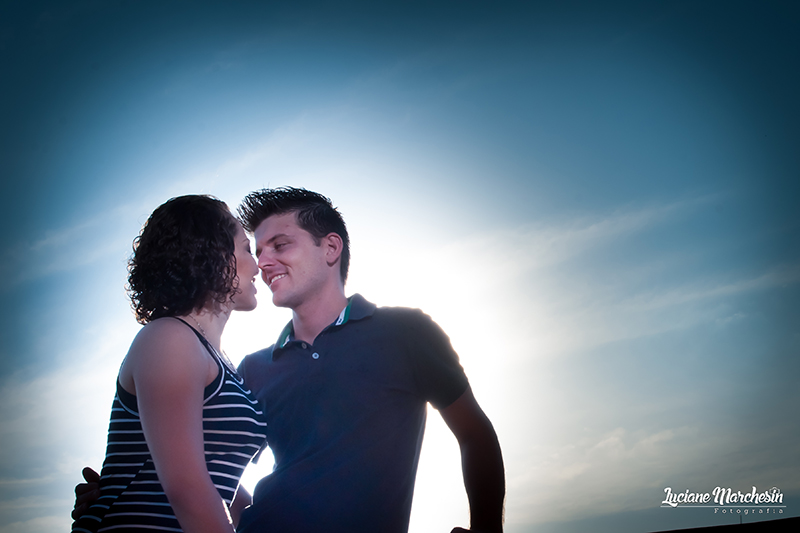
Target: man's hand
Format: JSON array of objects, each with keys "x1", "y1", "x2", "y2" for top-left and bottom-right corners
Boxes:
[{"x1": 71, "y1": 467, "x2": 101, "y2": 521}]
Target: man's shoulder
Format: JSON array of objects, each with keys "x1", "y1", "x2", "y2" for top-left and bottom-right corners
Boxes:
[
  {"x1": 237, "y1": 344, "x2": 278, "y2": 396},
  {"x1": 370, "y1": 304, "x2": 448, "y2": 339},
  {"x1": 371, "y1": 303, "x2": 430, "y2": 324},
  {"x1": 374, "y1": 303, "x2": 424, "y2": 316},
  {"x1": 237, "y1": 344, "x2": 276, "y2": 373},
  {"x1": 244, "y1": 344, "x2": 277, "y2": 359},
  {"x1": 349, "y1": 294, "x2": 431, "y2": 328}
]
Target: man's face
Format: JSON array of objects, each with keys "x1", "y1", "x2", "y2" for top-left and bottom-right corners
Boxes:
[{"x1": 253, "y1": 212, "x2": 330, "y2": 309}]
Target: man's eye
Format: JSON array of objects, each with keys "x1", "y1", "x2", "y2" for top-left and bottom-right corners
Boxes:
[{"x1": 274, "y1": 243, "x2": 286, "y2": 250}]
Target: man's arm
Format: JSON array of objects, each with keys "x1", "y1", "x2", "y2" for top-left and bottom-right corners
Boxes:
[
  {"x1": 229, "y1": 486, "x2": 252, "y2": 528},
  {"x1": 73, "y1": 462, "x2": 254, "y2": 527},
  {"x1": 440, "y1": 386, "x2": 505, "y2": 533}
]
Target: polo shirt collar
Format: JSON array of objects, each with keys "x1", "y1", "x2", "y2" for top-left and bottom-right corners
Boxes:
[
  {"x1": 344, "y1": 293, "x2": 377, "y2": 322},
  {"x1": 273, "y1": 293, "x2": 376, "y2": 354}
]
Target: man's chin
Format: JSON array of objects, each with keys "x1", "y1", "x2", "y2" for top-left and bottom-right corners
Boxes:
[{"x1": 271, "y1": 293, "x2": 292, "y2": 309}]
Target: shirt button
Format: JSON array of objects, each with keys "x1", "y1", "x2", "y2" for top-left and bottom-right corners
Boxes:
[
  {"x1": 312, "y1": 352, "x2": 320, "y2": 360},
  {"x1": 301, "y1": 342, "x2": 308, "y2": 349}
]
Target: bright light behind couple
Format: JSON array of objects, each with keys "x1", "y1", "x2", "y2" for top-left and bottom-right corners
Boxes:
[{"x1": 1, "y1": 2, "x2": 798, "y2": 533}]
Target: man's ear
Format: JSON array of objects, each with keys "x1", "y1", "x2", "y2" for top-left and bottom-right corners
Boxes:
[{"x1": 323, "y1": 232, "x2": 344, "y2": 267}]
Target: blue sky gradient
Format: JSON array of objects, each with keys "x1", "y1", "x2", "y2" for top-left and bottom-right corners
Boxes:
[{"x1": 1, "y1": 1, "x2": 798, "y2": 532}]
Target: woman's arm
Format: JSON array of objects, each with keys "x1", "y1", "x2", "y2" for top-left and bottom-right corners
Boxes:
[{"x1": 125, "y1": 320, "x2": 235, "y2": 533}]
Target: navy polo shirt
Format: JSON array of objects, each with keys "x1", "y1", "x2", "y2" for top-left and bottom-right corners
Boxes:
[{"x1": 237, "y1": 294, "x2": 469, "y2": 533}]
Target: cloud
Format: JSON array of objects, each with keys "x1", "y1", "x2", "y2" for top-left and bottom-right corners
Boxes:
[
  {"x1": 0, "y1": 315, "x2": 138, "y2": 533},
  {"x1": 505, "y1": 426, "x2": 710, "y2": 524},
  {"x1": 617, "y1": 264, "x2": 800, "y2": 314},
  {"x1": 0, "y1": 515, "x2": 68, "y2": 533},
  {"x1": 446, "y1": 197, "x2": 706, "y2": 274},
  {"x1": 0, "y1": 321, "x2": 133, "y2": 464},
  {"x1": 350, "y1": 196, "x2": 800, "y2": 528},
  {"x1": 0, "y1": 117, "x2": 321, "y2": 291},
  {"x1": 492, "y1": 203, "x2": 791, "y2": 355},
  {"x1": 3, "y1": 189, "x2": 794, "y2": 533},
  {"x1": 0, "y1": 204, "x2": 141, "y2": 289},
  {"x1": 354, "y1": 194, "x2": 790, "y2": 362}
]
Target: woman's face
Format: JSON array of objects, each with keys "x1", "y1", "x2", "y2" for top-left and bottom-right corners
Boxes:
[{"x1": 231, "y1": 222, "x2": 259, "y2": 312}]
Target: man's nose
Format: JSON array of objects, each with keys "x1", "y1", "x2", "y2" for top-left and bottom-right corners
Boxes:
[{"x1": 257, "y1": 249, "x2": 274, "y2": 269}]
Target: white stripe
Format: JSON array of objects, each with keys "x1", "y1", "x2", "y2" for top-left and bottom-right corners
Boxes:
[
  {"x1": 112, "y1": 501, "x2": 171, "y2": 507},
  {"x1": 208, "y1": 459, "x2": 247, "y2": 468},
  {"x1": 207, "y1": 438, "x2": 263, "y2": 445},
  {"x1": 202, "y1": 416, "x2": 267, "y2": 424},
  {"x1": 203, "y1": 430, "x2": 267, "y2": 437},
  {"x1": 203, "y1": 403, "x2": 262, "y2": 413},
  {"x1": 205, "y1": 451, "x2": 259, "y2": 459},
  {"x1": 219, "y1": 393, "x2": 259, "y2": 404},
  {"x1": 104, "y1": 512, "x2": 174, "y2": 518},
  {"x1": 99, "y1": 525, "x2": 182, "y2": 532},
  {"x1": 206, "y1": 442, "x2": 261, "y2": 450},
  {"x1": 210, "y1": 471, "x2": 243, "y2": 481}
]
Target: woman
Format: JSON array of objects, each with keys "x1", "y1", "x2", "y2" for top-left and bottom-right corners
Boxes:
[{"x1": 71, "y1": 195, "x2": 267, "y2": 533}]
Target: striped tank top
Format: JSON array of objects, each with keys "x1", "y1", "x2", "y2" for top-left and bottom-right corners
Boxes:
[{"x1": 72, "y1": 322, "x2": 268, "y2": 533}]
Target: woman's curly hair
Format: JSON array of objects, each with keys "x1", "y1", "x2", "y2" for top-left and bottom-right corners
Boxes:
[{"x1": 127, "y1": 195, "x2": 240, "y2": 324}]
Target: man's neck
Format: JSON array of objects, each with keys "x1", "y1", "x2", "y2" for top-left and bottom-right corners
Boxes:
[{"x1": 290, "y1": 287, "x2": 349, "y2": 345}]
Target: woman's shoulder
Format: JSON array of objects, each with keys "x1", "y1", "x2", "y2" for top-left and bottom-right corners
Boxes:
[
  {"x1": 120, "y1": 317, "x2": 212, "y2": 394},
  {"x1": 136, "y1": 316, "x2": 198, "y2": 340},
  {"x1": 128, "y1": 318, "x2": 204, "y2": 362}
]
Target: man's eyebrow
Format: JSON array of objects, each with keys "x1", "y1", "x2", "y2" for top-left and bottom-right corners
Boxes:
[{"x1": 260, "y1": 233, "x2": 292, "y2": 245}]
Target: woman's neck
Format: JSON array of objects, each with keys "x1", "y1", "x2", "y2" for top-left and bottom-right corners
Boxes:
[{"x1": 180, "y1": 308, "x2": 230, "y2": 350}]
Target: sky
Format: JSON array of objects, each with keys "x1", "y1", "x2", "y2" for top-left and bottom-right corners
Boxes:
[{"x1": 1, "y1": 1, "x2": 799, "y2": 532}]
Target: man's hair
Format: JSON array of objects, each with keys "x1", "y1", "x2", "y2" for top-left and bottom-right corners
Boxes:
[
  {"x1": 127, "y1": 195, "x2": 239, "y2": 324},
  {"x1": 238, "y1": 187, "x2": 350, "y2": 283}
]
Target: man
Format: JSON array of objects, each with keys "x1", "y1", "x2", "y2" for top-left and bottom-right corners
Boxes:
[{"x1": 76, "y1": 187, "x2": 505, "y2": 532}]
